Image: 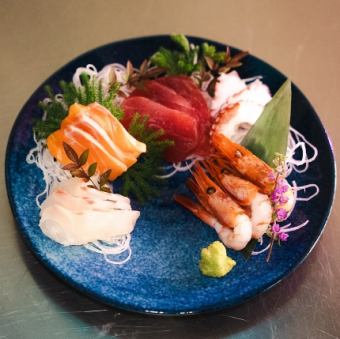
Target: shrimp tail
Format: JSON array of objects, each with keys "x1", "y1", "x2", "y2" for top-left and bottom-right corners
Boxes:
[{"x1": 174, "y1": 194, "x2": 221, "y2": 229}]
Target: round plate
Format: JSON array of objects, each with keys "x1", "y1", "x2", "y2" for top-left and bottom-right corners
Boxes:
[{"x1": 5, "y1": 35, "x2": 336, "y2": 315}]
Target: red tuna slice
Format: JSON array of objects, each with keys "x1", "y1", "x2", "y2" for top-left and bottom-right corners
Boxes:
[
  {"x1": 121, "y1": 96, "x2": 199, "y2": 162},
  {"x1": 156, "y1": 76, "x2": 211, "y2": 156},
  {"x1": 156, "y1": 76, "x2": 210, "y2": 122},
  {"x1": 131, "y1": 81, "x2": 196, "y2": 115}
]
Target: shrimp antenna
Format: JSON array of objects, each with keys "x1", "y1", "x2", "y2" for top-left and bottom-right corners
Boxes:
[{"x1": 191, "y1": 163, "x2": 218, "y2": 194}]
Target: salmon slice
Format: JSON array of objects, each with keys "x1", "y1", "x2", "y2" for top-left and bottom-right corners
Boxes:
[{"x1": 47, "y1": 103, "x2": 146, "y2": 180}]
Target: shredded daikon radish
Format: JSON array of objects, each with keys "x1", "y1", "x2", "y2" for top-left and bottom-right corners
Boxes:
[
  {"x1": 286, "y1": 127, "x2": 318, "y2": 175},
  {"x1": 72, "y1": 63, "x2": 133, "y2": 101},
  {"x1": 294, "y1": 183, "x2": 320, "y2": 201},
  {"x1": 243, "y1": 75, "x2": 263, "y2": 83},
  {"x1": 26, "y1": 136, "x2": 70, "y2": 207},
  {"x1": 84, "y1": 234, "x2": 132, "y2": 265},
  {"x1": 252, "y1": 243, "x2": 271, "y2": 255},
  {"x1": 157, "y1": 155, "x2": 204, "y2": 179}
]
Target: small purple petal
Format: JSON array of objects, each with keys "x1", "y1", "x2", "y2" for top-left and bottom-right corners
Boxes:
[
  {"x1": 279, "y1": 195, "x2": 289, "y2": 204},
  {"x1": 272, "y1": 223, "x2": 281, "y2": 233},
  {"x1": 279, "y1": 232, "x2": 289, "y2": 241},
  {"x1": 271, "y1": 191, "x2": 280, "y2": 203},
  {"x1": 275, "y1": 186, "x2": 285, "y2": 194},
  {"x1": 281, "y1": 185, "x2": 289, "y2": 193},
  {"x1": 277, "y1": 208, "x2": 288, "y2": 221}
]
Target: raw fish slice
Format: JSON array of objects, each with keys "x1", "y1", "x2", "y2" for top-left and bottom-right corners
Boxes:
[
  {"x1": 47, "y1": 103, "x2": 146, "y2": 181},
  {"x1": 40, "y1": 205, "x2": 139, "y2": 245},
  {"x1": 48, "y1": 125, "x2": 128, "y2": 180},
  {"x1": 86, "y1": 103, "x2": 146, "y2": 155},
  {"x1": 131, "y1": 80, "x2": 195, "y2": 114},
  {"x1": 122, "y1": 96, "x2": 199, "y2": 162},
  {"x1": 156, "y1": 76, "x2": 210, "y2": 122},
  {"x1": 42, "y1": 178, "x2": 131, "y2": 212},
  {"x1": 69, "y1": 114, "x2": 137, "y2": 167},
  {"x1": 156, "y1": 76, "x2": 211, "y2": 156},
  {"x1": 39, "y1": 178, "x2": 139, "y2": 246},
  {"x1": 50, "y1": 178, "x2": 131, "y2": 205}
]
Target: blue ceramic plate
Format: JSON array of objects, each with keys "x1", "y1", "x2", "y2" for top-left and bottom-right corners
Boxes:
[{"x1": 6, "y1": 36, "x2": 336, "y2": 315}]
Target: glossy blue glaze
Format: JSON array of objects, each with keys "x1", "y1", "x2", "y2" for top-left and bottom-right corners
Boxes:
[{"x1": 5, "y1": 36, "x2": 336, "y2": 315}]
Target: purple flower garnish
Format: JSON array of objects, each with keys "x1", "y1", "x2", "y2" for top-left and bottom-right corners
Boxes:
[
  {"x1": 279, "y1": 195, "x2": 289, "y2": 204},
  {"x1": 279, "y1": 232, "x2": 289, "y2": 241},
  {"x1": 271, "y1": 191, "x2": 280, "y2": 203},
  {"x1": 272, "y1": 223, "x2": 281, "y2": 233},
  {"x1": 277, "y1": 208, "x2": 288, "y2": 221}
]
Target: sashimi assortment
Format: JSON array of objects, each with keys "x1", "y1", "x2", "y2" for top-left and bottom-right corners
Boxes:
[{"x1": 27, "y1": 34, "x2": 319, "y2": 273}]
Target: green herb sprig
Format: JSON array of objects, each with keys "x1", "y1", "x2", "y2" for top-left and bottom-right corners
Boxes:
[
  {"x1": 34, "y1": 88, "x2": 68, "y2": 140},
  {"x1": 33, "y1": 73, "x2": 123, "y2": 140},
  {"x1": 151, "y1": 34, "x2": 201, "y2": 75},
  {"x1": 120, "y1": 113, "x2": 174, "y2": 203},
  {"x1": 150, "y1": 34, "x2": 248, "y2": 96}
]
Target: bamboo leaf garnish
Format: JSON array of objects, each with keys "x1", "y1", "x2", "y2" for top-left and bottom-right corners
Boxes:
[
  {"x1": 62, "y1": 143, "x2": 112, "y2": 193},
  {"x1": 241, "y1": 80, "x2": 292, "y2": 166}
]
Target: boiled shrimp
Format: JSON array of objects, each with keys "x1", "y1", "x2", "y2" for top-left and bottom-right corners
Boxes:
[
  {"x1": 211, "y1": 133, "x2": 275, "y2": 194},
  {"x1": 203, "y1": 160, "x2": 272, "y2": 239},
  {"x1": 174, "y1": 195, "x2": 252, "y2": 251},
  {"x1": 175, "y1": 164, "x2": 252, "y2": 250}
]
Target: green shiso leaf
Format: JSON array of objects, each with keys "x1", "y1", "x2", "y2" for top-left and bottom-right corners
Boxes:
[{"x1": 241, "y1": 79, "x2": 291, "y2": 167}]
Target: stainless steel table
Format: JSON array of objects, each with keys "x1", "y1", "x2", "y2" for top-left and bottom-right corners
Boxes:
[{"x1": 1, "y1": 1, "x2": 339, "y2": 338}]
